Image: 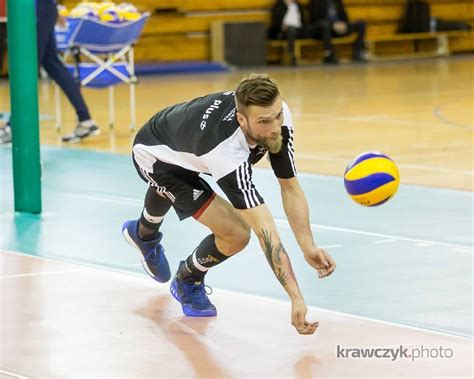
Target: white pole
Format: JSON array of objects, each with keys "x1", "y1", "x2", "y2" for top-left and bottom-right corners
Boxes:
[
  {"x1": 129, "y1": 47, "x2": 136, "y2": 130},
  {"x1": 109, "y1": 85, "x2": 114, "y2": 129}
]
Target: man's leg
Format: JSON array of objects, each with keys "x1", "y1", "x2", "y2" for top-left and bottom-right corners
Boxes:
[
  {"x1": 309, "y1": 21, "x2": 338, "y2": 64},
  {"x1": 171, "y1": 194, "x2": 251, "y2": 317},
  {"x1": 41, "y1": 34, "x2": 92, "y2": 123},
  {"x1": 122, "y1": 186, "x2": 173, "y2": 283},
  {"x1": 138, "y1": 186, "x2": 173, "y2": 240},
  {"x1": 350, "y1": 21, "x2": 367, "y2": 61},
  {"x1": 286, "y1": 27, "x2": 298, "y2": 66},
  {"x1": 178, "y1": 194, "x2": 250, "y2": 280}
]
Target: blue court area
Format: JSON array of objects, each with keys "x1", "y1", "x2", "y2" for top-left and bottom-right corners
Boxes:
[{"x1": 1, "y1": 146, "x2": 472, "y2": 338}]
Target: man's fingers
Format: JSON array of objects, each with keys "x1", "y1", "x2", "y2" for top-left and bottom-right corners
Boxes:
[
  {"x1": 297, "y1": 321, "x2": 319, "y2": 335},
  {"x1": 327, "y1": 264, "x2": 336, "y2": 275},
  {"x1": 320, "y1": 255, "x2": 329, "y2": 267},
  {"x1": 326, "y1": 253, "x2": 336, "y2": 267}
]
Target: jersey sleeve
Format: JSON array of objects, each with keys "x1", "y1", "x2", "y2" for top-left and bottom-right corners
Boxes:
[
  {"x1": 216, "y1": 161, "x2": 264, "y2": 209},
  {"x1": 269, "y1": 102, "x2": 297, "y2": 179}
]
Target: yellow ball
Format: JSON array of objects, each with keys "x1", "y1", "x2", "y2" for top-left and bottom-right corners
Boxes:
[
  {"x1": 57, "y1": 4, "x2": 69, "y2": 17},
  {"x1": 344, "y1": 152, "x2": 400, "y2": 206},
  {"x1": 117, "y1": 3, "x2": 140, "y2": 21},
  {"x1": 121, "y1": 10, "x2": 141, "y2": 21}
]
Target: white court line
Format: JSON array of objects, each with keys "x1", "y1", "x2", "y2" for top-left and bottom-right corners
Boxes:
[
  {"x1": 372, "y1": 239, "x2": 396, "y2": 244},
  {"x1": 275, "y1": 219, "x2": 473, "y2": 253},
  {"x1": 39, "y1": 189, "x2": 472, "y2": 254},
  {"x1": 0, "y1": 250, "x2": 226, "y2": 354},
  {"x1": 0, "y1": 268, "x2": 84, "y2": 279},
  {"x1": 1, "y1": 249, "x2": 471, "y2": 340},
  {"x1": 0, "y1": 369, "x2": 28, "y2": 379},
  {"x1": 216, "y1": 288, "x2": 473, "y2": 341},
  {"x1": 318, "y1": 244, "x2": 343, "y2": 249}
]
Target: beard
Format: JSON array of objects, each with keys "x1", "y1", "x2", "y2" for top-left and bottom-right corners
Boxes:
[{"x1": 256, "y1": 133, "x2": 283, "y2": 154}]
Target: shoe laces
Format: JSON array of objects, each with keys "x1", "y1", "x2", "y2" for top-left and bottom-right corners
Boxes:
[
  {"x1": 145, "y1": 244, "x2": 163, "y2": 263},
  {"x1": 182, "y1": 280, "x2": 213, "y2": 306}
]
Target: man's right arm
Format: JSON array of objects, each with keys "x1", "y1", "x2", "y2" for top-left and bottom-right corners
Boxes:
[
  {"x1": 215, "y1": 162, "x2": 318, "y2": 334},
  {"x1": 238, "y1": 204, "x2": 319, "y2": 335}
]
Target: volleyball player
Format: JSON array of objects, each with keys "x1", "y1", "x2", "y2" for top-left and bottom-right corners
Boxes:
[{"x1": 122, "y1": 74, "x2": 336, "y2": 335}]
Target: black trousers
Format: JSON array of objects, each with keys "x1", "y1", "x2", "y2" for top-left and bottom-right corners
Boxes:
[
  {"x1": 308, "y1": 20, "x2": 366, "y2": 55},
  {"x1": 283, "y1": 26, "x2": 306, "y2": 60},
  {"x1": 37, "y1": 0, "x2": 91, "y2": 121}
]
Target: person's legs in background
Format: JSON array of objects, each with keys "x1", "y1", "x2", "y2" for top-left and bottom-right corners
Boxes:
[
  {"x1": 37, "y1": 0, "x2": 100, "y2": 143},
  {"x1": 308, "y1": 20, "x2": 338, "y2": 64},
  {"x1": 349, "y1": 20, "x2": 367, "y2": 61},
  {"x1": 285, "y1": 26, "x2": 306, "y2": 66},
  {"x1": 286, "y1": 26, "x2": 297, "y2": 66}
]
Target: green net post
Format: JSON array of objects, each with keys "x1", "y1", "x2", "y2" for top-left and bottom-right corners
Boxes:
[{"x1": 7, "y1": 0, "x2": 42, "y2": 213}]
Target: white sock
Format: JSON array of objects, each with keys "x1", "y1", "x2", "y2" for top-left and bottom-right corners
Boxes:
[{"x1": 79, "y1": 119, "x2": 96, "y2": 128}]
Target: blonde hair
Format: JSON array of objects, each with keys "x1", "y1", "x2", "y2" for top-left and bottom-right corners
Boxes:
[{"x1": 235, "y1": 74, "x2": 280, "y2": 114}]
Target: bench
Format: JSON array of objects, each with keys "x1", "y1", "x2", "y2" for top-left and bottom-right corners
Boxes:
[
  {"x1": 367, "y1": 30, "x2": 472, "y2": 60},
  {"x1": 268, "y1": 34, "x2": 357, "y2": 64},
  {"x1": 269, "y1": 30, "x2": 472, "y2": 64}
]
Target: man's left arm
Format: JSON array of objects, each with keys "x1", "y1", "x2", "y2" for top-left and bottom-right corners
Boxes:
[{"x1": 278, "y1": 176, "x2": 336, "y2": 278}]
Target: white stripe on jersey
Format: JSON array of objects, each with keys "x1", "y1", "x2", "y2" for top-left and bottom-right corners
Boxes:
[
  {"x1": 287, "y1": 126, "x2": 297, "y2": 175},
  {"x1": 236, "y1": 164, "x2": 250, "y2": 208},
  {"x1": 245, "y1": 162, "x2": 261, "y2": 206},
  {"x1": 282, "y1": 102, "x2": 297, "y2": 176},
  {"x1": 236, "y1": 161, "x2": 261, "y2": 208}
]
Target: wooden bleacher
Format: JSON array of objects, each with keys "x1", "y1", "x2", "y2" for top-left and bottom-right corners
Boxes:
[{"x1": 60, "y1": 0, "x2": 474, "y2": 63}]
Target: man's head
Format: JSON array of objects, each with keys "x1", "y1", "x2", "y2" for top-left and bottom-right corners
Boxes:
[{"x1": 235, "y1": 74, "x2": 284, "y2": 154}]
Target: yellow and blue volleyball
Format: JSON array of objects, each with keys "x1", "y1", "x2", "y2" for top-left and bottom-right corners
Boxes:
[{"x1": 344, "y1": 152, "x2": 400, "y2": 207}]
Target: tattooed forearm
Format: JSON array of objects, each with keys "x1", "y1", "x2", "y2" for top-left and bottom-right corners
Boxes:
[{"x1": 261, "y1": 229, "x2": 297, "y2": 286}]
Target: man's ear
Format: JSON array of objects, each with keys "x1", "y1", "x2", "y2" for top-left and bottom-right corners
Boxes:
[{"x1": 236, "y1": 111, "x2": 246, "y2": 126}]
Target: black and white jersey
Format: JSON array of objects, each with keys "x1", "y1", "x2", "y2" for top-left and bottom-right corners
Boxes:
[{"x1": 133, "y1": 91, "x2": 296, "y2": 209}]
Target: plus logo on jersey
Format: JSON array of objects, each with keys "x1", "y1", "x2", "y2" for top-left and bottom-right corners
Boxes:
[
  {"x1": 200, "y1": 99, "x2": 222, "y2": 130},
  {"x1": 223, "y1": 108, "x2": 236, "y2": 122}
]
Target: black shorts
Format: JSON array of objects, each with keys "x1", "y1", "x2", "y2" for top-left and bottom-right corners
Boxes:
[{"x1": 133, "y1": 156, "x2": 215, "y2": 221}]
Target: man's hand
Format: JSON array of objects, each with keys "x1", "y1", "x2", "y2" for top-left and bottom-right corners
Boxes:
[
  {"x1": 304, "y1": 247, "x2": 336, "y2": 278},
  {"x1": 291, "y1": 299, "x2": 319, "y2": 335},
  {"x1": 333, "y1": 21, "x2": 348, "y2": 34}
]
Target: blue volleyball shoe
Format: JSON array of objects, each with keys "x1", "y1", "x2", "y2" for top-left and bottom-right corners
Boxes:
[
  {"x1": 122, "y1": 219, "x2": 171, "y2": 283},
  {"x1": 170, "y1": 261, "x2": 217, "y2": 317}
]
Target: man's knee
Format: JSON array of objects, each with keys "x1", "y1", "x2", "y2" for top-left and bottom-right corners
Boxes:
[
  {"x1": 218, "y1": 221, "x2": 251, "y2": 255},
  {"x1": 231, "y1": 223, "x2": 251, "y2": 252}
]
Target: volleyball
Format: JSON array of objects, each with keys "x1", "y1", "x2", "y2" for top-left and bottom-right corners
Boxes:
[
  {"x1": 100, "y1": 7, "x2": 124, "y2": 23},
  {"x1": 117, "y1": 3, "x2": 141, "y2": 21},
  {"x1": 69, "y1": 4, "x2": 99, "y2": 20},
  {"x1": 344, "y1": 152, "x2": 400, "y2": 206}
]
